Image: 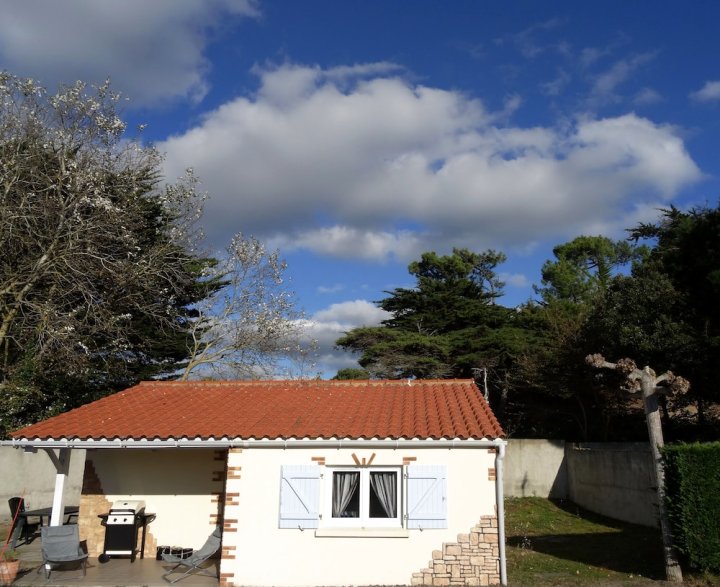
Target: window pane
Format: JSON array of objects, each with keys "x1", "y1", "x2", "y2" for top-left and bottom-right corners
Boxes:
[
  {"x1": 369, "y1": 471, "x2": 397, "y2": 518},
  {"x1": 332, "y1": 471, "x2": 360, "y2": 518}
]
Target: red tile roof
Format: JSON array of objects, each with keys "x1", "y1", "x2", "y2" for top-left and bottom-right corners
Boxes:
[{"x1": 11, "y1": 379, "x2": 504, "y2": 441}]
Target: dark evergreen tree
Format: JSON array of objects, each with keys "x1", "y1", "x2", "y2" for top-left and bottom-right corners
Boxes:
[
  {"x1": 589, "y1": 204, "x2": 720, "y2": 437},
  {"x1": 337, "y1": 248, "x2": 541, "y2": 423}
]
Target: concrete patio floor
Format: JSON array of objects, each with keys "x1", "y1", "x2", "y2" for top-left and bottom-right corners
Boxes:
[{"x1": 9, "y1": 533, "x2": 219, "y2": 587}]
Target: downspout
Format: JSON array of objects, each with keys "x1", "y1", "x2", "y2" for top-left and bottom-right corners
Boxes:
[{"x1": 495, "y1": 440, "x2": 507, "y2": 586}]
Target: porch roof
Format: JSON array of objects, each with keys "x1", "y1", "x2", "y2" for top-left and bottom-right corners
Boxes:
[{"x1": 9, "y1": 379, "x2": 504, "y2": 443}]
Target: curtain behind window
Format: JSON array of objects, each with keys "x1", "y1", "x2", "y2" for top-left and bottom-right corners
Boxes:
[
  {"x1": 370, "y1": 471, "x2": 397, "y2": 517},
  {"x1": 332, "y1": 471, "x2": 359, "y2": 517}
]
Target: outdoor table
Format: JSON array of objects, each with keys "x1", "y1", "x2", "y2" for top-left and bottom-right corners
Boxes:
[{"x1": 10, "y1": 505, "x2": 80, "y2": 548}]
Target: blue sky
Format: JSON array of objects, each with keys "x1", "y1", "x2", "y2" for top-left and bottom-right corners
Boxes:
[{"x1": 2, "y1": 1, "x2": 719, "y2": 376}]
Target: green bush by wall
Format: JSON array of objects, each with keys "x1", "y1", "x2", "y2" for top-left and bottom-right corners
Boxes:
[{"x1": 663, "y1": 442, "x2": 720, "y2": 572}]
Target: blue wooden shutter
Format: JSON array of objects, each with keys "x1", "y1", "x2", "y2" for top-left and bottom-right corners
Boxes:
[
  {"x1": 279, "y1": 465, "x2": 321, "y2": 529},
  {"x1": 406, "y1": 464, "x2": 447, "y2": 529}
]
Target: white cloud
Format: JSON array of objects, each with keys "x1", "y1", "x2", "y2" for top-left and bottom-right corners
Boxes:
[
  {"x1": 300, "y1": 300, "x2": 391, "y2": 376},
  {"x1": 0, "y1": 0, "x2": 258, "y2": 106},
  {"x1": 590, "y1": 52, "x2": 657, "y2": 102},
  {"x1": 317, "y1": 284, "x2": 345, "y2": 294},
  {"x1": 160, "y1": 63, "x2": 701, "y2": 261},
  {"x1": 312, "y1": 299, "x2": 390, "y2": 326},
  {"x1": 541, "y1": 68, "x2": 571, "y2": 96},
  {"x1": 271, "y1": 227, "x2": 423, "y2": 261},
  {"x1": 579, "y1": 35, "x2": 629, "y2": 70},
  {"x1": 633, "y1": 87, "x2": 663, "y2": 105},
  {"x1": 497, "y1": 18, "x2": 566, "y2": 59},
  {"x1": 312, "y1": 351, "x2": 361, "y2": 375},
  {"x1": 325, "y1": 62, "x2": 404, "y2": 81},
  {"x1": 580, "y1": 47, "x2": 607, "y2": 69},
  {"x1": 689, "y1": 80, "x2": 720, "y2": 102},
  {"x1": 499, "y1": 273, "x2": 530, "y2": 288},
  {"x1": 575, "y1": 200, "x2": 671, "y2": 239}
]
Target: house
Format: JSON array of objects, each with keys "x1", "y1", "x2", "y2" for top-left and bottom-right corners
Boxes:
[{"x1": 4, "y1": 379, "x2": 507, "y2": 586}]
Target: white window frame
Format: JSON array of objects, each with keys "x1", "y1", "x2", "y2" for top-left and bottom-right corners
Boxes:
[{"x1": 322, "y1": 467, "x2": 402, "y2": 528}]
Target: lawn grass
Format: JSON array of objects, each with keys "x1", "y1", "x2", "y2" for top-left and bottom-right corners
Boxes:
[{"x1": 505, "y1": 497, "x2": 720, "y2": 586}]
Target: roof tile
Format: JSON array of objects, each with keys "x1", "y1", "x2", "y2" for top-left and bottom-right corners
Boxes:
[{"x1": 11, "y1": 379, "x2": 504, "y2": 441}]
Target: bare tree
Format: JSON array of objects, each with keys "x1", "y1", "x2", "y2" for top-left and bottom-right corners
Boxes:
[
  {"x1": 0, "y1": 72, "x2": 310, "y2": 431},
  {"x1": 180, "y1": 234, "x2": 312, "y2": 380},
  {"x1": 0, "y1": 74, "x2": 204, "y2": 384},
  {"x1": 586, "y1": 353, "x2": 688, "y2": 582}
]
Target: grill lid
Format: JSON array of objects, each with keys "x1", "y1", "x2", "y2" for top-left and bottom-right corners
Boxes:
[{"x1": 109, "y1": 499, "x2": 146, "y2": 514}]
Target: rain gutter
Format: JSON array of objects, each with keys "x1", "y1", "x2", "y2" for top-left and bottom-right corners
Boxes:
[{"x1": 2, "y1": 437, "x2": 503, "y2": 450}]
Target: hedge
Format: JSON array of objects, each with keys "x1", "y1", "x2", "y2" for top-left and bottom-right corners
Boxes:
[{"x1": 663, "y1": 442, "x2": 720, "y2": 572}]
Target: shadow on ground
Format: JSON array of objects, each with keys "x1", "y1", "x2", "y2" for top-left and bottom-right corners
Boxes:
[{"x1": 507, "y1": 499, "x2": 666, "y2": 580}]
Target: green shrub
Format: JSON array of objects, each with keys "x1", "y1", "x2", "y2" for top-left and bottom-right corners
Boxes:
[{"x1": 663, "y1": 442, "x2": 720, "y2": 572}]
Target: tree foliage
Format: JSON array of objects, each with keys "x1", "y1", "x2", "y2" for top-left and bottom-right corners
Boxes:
[
  {"x1": 332, "y1": 368, "x2": 370, "y2": 380},
  {"x1": 180, "y1": 233, "x2": 306, "y2": 380},
  {"x1": 592, "y1": 205, "x2": 720, "y2": 429},
  {"x1": 336, "y1": 248, "x2": 541, "y2": 420},
  {"x1": 506, "y1": 236, "x2": 648, "y2": 440},
  {"x1": 522, "y1": 214, "x2": 720, "y2": 441},
  {"x1": 536, "y1": 235, "x2": 646, "y2": 304},
  {"x1": 379, "y1": 249, "x2": 506, "y2": 334},
  {"x1": 336, "y1": 217, "x2": 720, "y2": 441},
  {"x1": 0, "y1": 73, "x2": 305, "y2": 435}
]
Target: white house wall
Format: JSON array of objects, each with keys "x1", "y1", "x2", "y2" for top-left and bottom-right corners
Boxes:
[
  {"x1": 221, "y1": 446, "x2": 498, "y2": 587},
  {"x1": 78, "y1": 448, "x2": 225, "y2": 558}
]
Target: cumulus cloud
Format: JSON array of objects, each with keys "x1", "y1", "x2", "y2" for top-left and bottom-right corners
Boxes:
[
  {"x1": 690, "y1": 80, "x2": 720, "y2": 102},
  {"x1": 575, "y1": 200, "x2": 673, "y2": 239},
  {"x1": 270, "y1": 227, "x2": 422, "y2": 261},
  {"x1": 0, "y1": 0, "x2": 258, "y2": 105},
  {"x1": 301, "y1": 300, "x2": 391, "y2": 375},
  {"x1": 499, "y1": 273, "x2": 530, "y2": 288},
  {"x1": 160, "y1": 63, "x2": 701, "y2": 261},
  {"x1": 312, "y1": 299, "x2": 390, "y2": 326}
]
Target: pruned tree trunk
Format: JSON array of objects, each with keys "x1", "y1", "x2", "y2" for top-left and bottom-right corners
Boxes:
[
  {"x1": 586, "y1": 355, "x2": 685, "y2": 583},
  {"x1": 639, "y1": 367, "x2": 683, "y2": 583}
]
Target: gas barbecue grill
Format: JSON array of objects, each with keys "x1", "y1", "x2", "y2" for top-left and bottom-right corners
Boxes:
[{"x1": 99, "y1": 500, "x2": 146, "y2": 563}]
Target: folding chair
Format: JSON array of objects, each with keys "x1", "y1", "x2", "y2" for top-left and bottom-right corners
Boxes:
[
  {"x1": 40, "y1": 525, "x2": 88, "y2": 580},
  {"x1": 161, "y1": 527, "x2": 222, "y2": 583},
  {"x1": 8, "y1": 497, "x2": 40, "y2": 548}
]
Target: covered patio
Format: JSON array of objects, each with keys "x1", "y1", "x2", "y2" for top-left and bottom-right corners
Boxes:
[{"x1": 9, "y1": 532, "x2": 218, "y2": 587}]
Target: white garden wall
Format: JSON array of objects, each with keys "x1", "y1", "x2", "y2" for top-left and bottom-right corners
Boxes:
[
  {"x1": 503, "y1": 439, "x2": 567, "y2": 498},
  {"x1": 504, "y1": 440, "x2": 657, "y2": 527},
  {"x1": 565, "y1": 442, "x2": 657, "y2": 527},
  {"x1": 0, "y1": 446, "x2": 85, "y2": 520}
]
